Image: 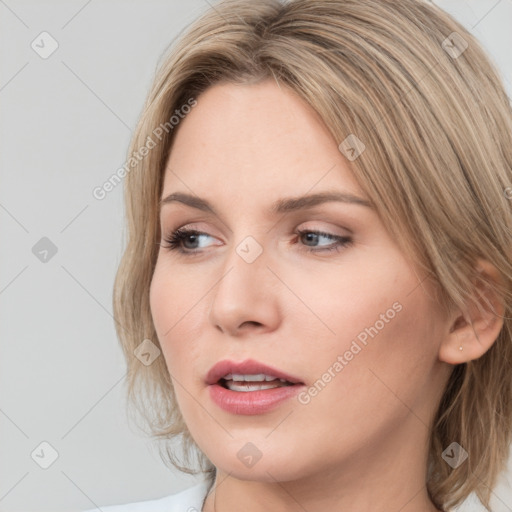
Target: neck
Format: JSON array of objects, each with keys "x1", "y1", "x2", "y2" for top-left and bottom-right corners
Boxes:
[{"x1": 203, "y1": 471, "x2": 442, "y2": 512}]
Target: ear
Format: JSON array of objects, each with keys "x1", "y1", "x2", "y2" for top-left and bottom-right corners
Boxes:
[{"x1": 438, "y1": 259, "x2": 506, "y2": 365}]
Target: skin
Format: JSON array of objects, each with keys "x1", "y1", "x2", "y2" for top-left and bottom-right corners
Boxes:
[{"x1": 149, "y1": 79, "x2": 504, "y2": 512}]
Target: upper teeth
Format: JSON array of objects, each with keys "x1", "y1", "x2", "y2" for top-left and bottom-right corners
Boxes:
[{"x1": 223, "y1": 373, "x2": 288, "y2": 382}]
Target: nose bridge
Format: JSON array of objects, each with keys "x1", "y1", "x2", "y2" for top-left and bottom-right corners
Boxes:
[{"x1": 208, "y1": 232, "x2": 278, "y2": 334}]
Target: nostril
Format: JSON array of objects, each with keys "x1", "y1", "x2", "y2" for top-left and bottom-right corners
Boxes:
[{"x1": 241, "y1": 321, "x2": 262, "y2": 328}]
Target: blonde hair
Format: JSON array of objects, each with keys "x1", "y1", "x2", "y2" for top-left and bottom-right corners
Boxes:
[{"x1": 112, "y1": 0, "x2": 512, "y2": 510}]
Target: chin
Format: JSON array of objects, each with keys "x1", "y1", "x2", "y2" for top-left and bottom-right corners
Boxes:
[{"x1": 210, "y1": 446, "x2": 313, "y2": 483}]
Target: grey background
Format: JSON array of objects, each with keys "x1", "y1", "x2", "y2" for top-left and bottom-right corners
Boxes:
[{"x1": 1, "y1": 1, "x2": 511, "y2": 511}]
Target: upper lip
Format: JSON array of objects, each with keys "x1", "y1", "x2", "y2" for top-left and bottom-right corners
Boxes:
[{"x1": 206, "y1": 358, "x2": 304, "y2": 385}]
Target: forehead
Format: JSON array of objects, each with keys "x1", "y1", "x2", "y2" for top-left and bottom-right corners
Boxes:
[{"x1": 162, "y1": 80, "x2": 365, "y2": 205}]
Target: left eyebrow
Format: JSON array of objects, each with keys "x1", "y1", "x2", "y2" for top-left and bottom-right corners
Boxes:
[
  {"x1": 159, "y1": 190, "x2": 374, "y2": 215},
  {"x1": 271, "y1": 191, "x2": 374, "y2": 213}
]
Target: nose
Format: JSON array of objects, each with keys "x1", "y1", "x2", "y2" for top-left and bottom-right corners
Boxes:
[{"x1": 208, "y1": 238, "x2": 281, "y2": 337}]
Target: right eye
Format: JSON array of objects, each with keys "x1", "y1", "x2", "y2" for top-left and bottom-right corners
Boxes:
[{"x1": 160, "y1": 227, "x2": 216, "y2": 254}]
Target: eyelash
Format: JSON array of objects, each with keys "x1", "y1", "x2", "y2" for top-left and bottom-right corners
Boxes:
[{"x1": 160, "y1": 227, "x2": 353, "y2": 255}]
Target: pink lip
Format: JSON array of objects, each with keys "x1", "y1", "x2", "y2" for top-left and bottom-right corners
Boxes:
[
  {"x1": 206, "y1": 359, "x2": 305, "y2": 415},
  {"x1": 208, "y1": 384, "x2": 304, "y2": 415}
]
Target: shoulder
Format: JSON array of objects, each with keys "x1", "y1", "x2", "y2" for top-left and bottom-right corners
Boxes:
[{"x1": 82, "y1": 479, "x2": 211, "y2": 512}]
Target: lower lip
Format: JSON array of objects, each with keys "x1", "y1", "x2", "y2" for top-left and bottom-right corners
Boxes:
[{"x1": 208, "y1": 383, "x2": 305, "y2": 415}]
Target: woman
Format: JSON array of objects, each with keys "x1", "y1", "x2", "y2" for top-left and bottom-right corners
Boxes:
[{"x1": 86, "y1": 0, "x2": 512, "y2": 510}]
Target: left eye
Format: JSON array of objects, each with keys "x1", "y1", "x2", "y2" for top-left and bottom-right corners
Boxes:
[
  {"x1": 160, "y1": 227, "x2": 352, "y2": 254},
  {"x1": 296, "y1": 229, "x2": 352, "y2": 253}
]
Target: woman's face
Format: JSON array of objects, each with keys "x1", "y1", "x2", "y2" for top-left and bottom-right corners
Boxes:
[{"x1": 150, "y1": 79, "x2": 453, "y2": 484}]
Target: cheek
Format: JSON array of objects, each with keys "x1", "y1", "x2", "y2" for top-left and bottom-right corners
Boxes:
[
  {"x1": 149, "y1": 263, "x2": 204, "y2": 377},
  {"x1": 283, "y1": 254, "x2": 410, "y2": 354},
  {"x1": 319, "y1": 275, "x2": 440, "y2": 415},
  {"x1": 294, "y1": 255, "x2": 438, "y2": 388}
]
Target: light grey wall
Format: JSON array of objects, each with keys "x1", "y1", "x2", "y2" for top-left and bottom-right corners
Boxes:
[{"x1": 1, "y1": 1, "x2": 510, "y2": 511}]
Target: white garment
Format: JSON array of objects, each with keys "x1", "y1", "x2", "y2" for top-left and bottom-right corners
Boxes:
[
  {"x1": 82, "y1": 479, "x2": 211, "y2": 512},
  {"x1": 81, "y1": 479, "x2": 486, "y2": 512}
]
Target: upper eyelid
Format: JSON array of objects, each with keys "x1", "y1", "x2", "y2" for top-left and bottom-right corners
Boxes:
[
  {"x1": 162, "y1": 215, "x2": 354, "y2": 233},
  {"x1": 160, "y1": 204, "x2": 364, "y2": 233},
  {"x1": 164, "y1": 223, "x2": 349, "y2": 237}
]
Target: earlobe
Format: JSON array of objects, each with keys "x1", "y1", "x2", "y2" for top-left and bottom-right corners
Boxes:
[{"x1": 438, "y1": 259, "x2": 506, "y2": 365}]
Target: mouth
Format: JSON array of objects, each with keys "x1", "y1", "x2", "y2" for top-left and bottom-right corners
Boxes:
[
  {"x1": 206, "y1": 359, "x2": 305, "y2": 415},
  {"x1": 218, "y1": 373, "x2": 298, "y2": 392},
  {"x1": 206, "y1": 358, "x2": 304, "y2": 387}
]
